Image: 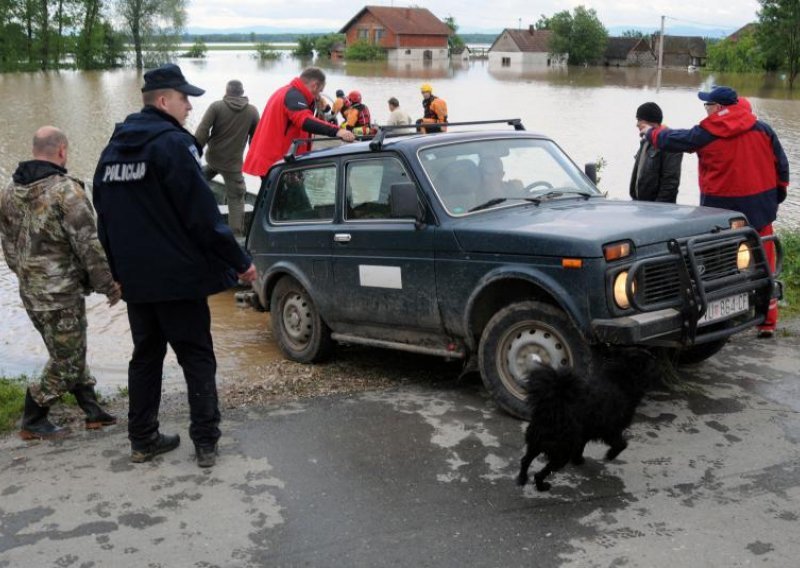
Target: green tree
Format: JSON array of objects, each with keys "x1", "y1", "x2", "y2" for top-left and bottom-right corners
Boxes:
[
  {"x1": 707, "y1": 30, "x2": 766, "y2": 72},
  {"x1": 182, "y1": 37, "x2": 206, "y2": 58},
  {"x1": 444, "y1": 15, "x2": 464, "y2": 51},
  {"x1": 115, "y1": 0, "x2": 187, "y2": 70},
  {"x1": 534, "y1": 14, "x2": 551, "y2": 30},
  {"x1": 546, "y1": 6, "x2": 608, "y2": 65},
  {"x1": 293, "y1": 35, "x2": 315, "y2": 57},
  {"x1": 622, "y1": 29, "x2": 644, "y2": 38},
  {"x1": 758, "y1": 0, "x2": 800, "y2": 87},
  {"x1": 314, "y1": 33, "x2": 344, "y2": 57}
]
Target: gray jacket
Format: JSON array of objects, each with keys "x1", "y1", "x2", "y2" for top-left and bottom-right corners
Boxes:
[{"x1": 195, "y1": 95, "x2": 260, "y2": 172}]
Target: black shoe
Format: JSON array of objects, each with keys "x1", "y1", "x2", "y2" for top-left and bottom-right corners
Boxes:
[
  {"x1": 130, "y1": 433, "x2": 181, "y2": 463},
  {"x1": 70, "y1": 384, "x2": 117, "y2": 429},
  {"x1": 195, "y1": 444, "x2": 218, "y2": 468},
  {"x1": 757, "y1": 329, "x2": 775, "y2": 339},
  {"x1": 20, "y1": 389, "x2": 70, "y2": 440}
]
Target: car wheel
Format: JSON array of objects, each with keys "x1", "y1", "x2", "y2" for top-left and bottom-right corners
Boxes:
[
  {"x1": 478, "y1": 301, "x2": 596, "y2": 419},
  {"x1": 674, "y1": 338, "x2": 728, "y2": 366},
  {"x1": 270, "y1": 276, "x2": 333, "y2": 363}
]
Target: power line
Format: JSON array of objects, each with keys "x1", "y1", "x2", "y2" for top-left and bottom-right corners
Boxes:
[{"x1": 663, "y1": 14, "x2": 739, "y2": 32}]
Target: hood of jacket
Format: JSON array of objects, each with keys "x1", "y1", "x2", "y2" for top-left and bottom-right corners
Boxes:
[
  {"x1": 700, "y1": 103, "x2": 756, "y2": 139},
  {"x1": 109, "y1": 106, "x2": 198, "y2": 153},
  {"x1": 223, "y1": 95, "x2": 250, "y2": 111},
  {"x1": 11, "y1": 160, "x2": 67, "y2": 200}
]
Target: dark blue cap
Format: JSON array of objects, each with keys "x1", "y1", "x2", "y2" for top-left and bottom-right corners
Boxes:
[
  {"x1": 698, "y1": 86, "x2": 738, "y2": 106},
  {"x1": 142, "y1": 63, "x2": 205, "y2": 96}
]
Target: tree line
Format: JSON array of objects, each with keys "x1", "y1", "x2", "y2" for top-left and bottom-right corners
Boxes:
[{"x1": 0, "y1": 0, "x2": 186, "y2": 72}]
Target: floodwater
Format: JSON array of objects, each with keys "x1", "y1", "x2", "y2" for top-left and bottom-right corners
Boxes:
[{"x1": 1, "y1": 52, "x2": 799, "y2": 391}]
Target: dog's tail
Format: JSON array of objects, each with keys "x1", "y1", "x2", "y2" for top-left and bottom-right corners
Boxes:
[{"x1": 523, "y1": 363, "x2": 584, "y2": 421}]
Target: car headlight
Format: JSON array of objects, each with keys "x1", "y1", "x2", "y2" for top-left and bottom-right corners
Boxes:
[
  {"x1": 737, "y1": 242, "x2": 752, "y2": 271},
  {"x1": 613, "y1": 271, "x2": 635, "y2": 309}
]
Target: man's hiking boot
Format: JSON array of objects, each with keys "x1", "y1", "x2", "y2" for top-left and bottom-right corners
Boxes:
[
  {"x1": 19, "y1": 389, "x2": 69, "y2": 441},
  {"x1": 195, "y1": 444, "x2": 218, "y2": 468},
  {"x1": 70, "y1": 385, "x2": 117, "y2": 429},
  {"x1": 130, "y1": 433, "x2": 181, "y2": 463}
]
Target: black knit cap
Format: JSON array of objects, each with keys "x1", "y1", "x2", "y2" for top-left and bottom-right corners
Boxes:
[{"x1": 636, "y1": 102, "x2": 663, "y2": 125}]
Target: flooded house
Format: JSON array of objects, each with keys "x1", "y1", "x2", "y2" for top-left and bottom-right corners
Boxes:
[
  {"x1": 487, "y1": 27, "x2": 568, "y2": 69},
  {"x1": 603, "y1": 37, "x2": 657, "y2": 67},
  {"x1": 650, "y1": 34, "x2": 708, "y2": 68},
  {"x1": 338, "y1": 6, "x2": 452, "y2": 63}
]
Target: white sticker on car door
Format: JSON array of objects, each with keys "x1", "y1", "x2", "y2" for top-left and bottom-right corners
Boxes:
[{"x1": 358, "y1": 265, "x2": 403, "y2": 289}]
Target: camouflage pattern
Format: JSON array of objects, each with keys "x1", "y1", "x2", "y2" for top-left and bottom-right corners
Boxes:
[
  {"x1": 26, "y1": 302, "x2": 95, "y2": 406},
  {"x1": 0, "y1": 168, "x2": 116, "y2": 311}
]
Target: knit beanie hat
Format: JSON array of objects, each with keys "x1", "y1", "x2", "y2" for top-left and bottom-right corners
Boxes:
[{"x1": 636, "y1": 102, "x2": 663, "y2": 125}]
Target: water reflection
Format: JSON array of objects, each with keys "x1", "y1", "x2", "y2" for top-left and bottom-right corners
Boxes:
[{"x1": 1, "y1": 53, "x2": 798, "y2": 384}]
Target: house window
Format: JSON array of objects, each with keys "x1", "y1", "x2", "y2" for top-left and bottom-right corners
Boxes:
[
  {"x1": 374, "y1": 28, "x2": 385, "y2": 43},
  {"x1": 405, "y1": 49, "x2": 411, "y2": 55},
  {"x1": 501, "y1": 57, "x2": 510, "y2": 67},
  {"x1": 357, "y1": 28, "x2": 369, "y2": 41}
]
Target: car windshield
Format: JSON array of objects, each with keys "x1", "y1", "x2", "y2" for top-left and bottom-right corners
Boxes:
[{"x1": 419, "y1": 137, "x2": 601, "y2": 216}]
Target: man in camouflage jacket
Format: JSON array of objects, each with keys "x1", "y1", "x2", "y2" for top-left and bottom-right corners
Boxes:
[{"x1": 0, "y1": 126, "x2": 121, "y2": 440}]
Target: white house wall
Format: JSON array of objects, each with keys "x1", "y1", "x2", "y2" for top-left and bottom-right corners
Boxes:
[{"x1": 387, "y1": 47, "x2": 450, "y2": 62}]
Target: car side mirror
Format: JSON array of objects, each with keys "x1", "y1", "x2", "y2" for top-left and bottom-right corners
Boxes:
[
  {"x1": 389, "y1": 182, "x2": 423, "y2": 223},
  {"x1": 584, "y1": 162, "x2": 597, "y2": 184}
]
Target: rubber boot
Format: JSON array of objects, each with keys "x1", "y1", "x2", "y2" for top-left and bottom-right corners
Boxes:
[
  {"x1": 20, "y1": 389, "x2": 69, "y2": 440},
  {"x1": 70, "y1": 385, "x2": 117, "y2": 429}
]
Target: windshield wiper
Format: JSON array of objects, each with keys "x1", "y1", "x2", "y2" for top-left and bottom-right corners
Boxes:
[
  {"x1": 468, "y1": 197, "x2": 540, "y2": 213},
  {"x1": 529, "y1": 188, "x2": 594, "y2": 203}
]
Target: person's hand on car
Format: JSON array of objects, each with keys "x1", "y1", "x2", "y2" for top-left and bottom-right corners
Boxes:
[
  {"x1": 238, "y1": 264, "x2": 257, "y2": 284},
  {"x1": 337, "y1": 129, "x2": 356, "y2": 143}
]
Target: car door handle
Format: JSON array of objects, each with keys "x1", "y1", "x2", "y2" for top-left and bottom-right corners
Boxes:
[{"x1": 334, "y1": 233, "x2": 352, "y2": 243}]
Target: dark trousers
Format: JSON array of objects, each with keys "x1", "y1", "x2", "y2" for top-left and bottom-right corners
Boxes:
[{"x1": 127, "y1": 299, "x2": 221, "y2": 448}]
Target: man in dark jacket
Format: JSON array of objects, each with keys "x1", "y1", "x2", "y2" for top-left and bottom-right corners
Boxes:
[
  {"x1": 642, "y1": 86, "x2": 789, "y2": 337},
  {"x1": 92, "y1": 63, "x2": 257, "y2": 467},
  {"x1": 243, "y1": 67, "x2": 354, "y2": 179},
  {"x1": 630, "y1": 102, "x2": 682, "y2": 202},
  {"x1": 195, "y1": 79, "x2": 260, "y2": 237}
]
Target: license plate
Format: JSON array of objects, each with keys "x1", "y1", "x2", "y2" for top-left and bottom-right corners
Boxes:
[{"x1": 698, "y1": 293, "x2": 749, "y2": 326}]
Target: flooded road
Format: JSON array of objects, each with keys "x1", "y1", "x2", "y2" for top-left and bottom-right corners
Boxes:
[{"x1": 1, "y1": 53, "x2": 799, "y2": 386}]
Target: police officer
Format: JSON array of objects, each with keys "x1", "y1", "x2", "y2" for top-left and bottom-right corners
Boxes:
[
  {"x1": 0, "y1": 126, "x2": 121, "y2": 440},
  {"x1": 92, "y1": 64, "x2": 257, "y2": 468}
]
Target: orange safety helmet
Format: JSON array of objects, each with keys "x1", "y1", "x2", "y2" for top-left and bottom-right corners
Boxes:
[{"x1": 347, "y1": 90, "x2": 362, "y2": 104}]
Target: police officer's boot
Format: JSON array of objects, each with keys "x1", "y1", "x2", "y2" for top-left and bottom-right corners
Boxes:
[
  {"x1": 70, "y1": 385, "x2": 117, "y2": 429},
  {"x1": 20, "y1": 389, "x2": 69, "y2": 440}
]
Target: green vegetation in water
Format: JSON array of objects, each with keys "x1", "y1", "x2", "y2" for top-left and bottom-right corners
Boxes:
[
  {"x1": 777, "y1": 229, "x2": 800, "y2": 319},
  {"x1": 254, "y1": 43, "x2": 282, "y2": 60},
  {"x1": 0, "y1": 376, "x2": 26, "y2": 434},
  {"x1": 181, "y1": 39, "x2": 208, "y2": 58},
  {"x1": 345, "y1": 41, "x2": 387, "y2": 61}
]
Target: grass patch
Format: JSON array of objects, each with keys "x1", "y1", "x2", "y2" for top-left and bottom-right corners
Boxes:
[
  {"x1": 0, "y1": 376, "x2": 27, "y2": 434},
  {"x1": 778, "y1": 229, "x2": 800, "y2": 319}
]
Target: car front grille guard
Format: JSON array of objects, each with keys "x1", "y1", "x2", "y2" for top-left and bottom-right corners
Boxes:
[{"x1": 624, "y1": 227, "x2": 778, "y2": 345}]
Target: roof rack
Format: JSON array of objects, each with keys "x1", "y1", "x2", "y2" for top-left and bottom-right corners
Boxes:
[
  {"x1": 369, "y1": 118, "x2": 525, "y2": 151},
  {"x1": 283, "y1": 118, "x2": 526, "y2": 161}
]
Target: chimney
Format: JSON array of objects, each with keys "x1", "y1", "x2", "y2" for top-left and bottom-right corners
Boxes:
[{"x1": 529, "y1": 25, "x2": 535, "y2": 35}]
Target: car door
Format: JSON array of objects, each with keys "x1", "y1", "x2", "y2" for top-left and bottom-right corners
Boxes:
[
  {"x1": 261, "y1": 162, "x2": 338, "y2": 316},
  {"x1": 329, "y1": 155, "x2": 442, "y2": 335}
]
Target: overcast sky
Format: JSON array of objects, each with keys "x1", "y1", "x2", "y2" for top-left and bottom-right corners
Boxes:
[{"x1": 186, "y1": 0, "x2": 760, "y2": 32}]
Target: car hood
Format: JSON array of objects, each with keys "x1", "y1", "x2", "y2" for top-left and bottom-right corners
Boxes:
[{"x1": 452, "y1": 198, "x2": 741, "y2": 258}]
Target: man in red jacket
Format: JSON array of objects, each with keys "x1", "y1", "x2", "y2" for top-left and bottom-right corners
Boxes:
[
  {"x1": 642, "y1": 86, "x2": 789, "y2": 338},
  {"x1": 243, "y1": 67, "x2": 354, "y2": 179}
]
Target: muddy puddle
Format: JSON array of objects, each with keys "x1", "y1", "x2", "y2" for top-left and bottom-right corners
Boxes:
[{"x1": 0, "y1": 255, "x2": 282, "y2": 395}]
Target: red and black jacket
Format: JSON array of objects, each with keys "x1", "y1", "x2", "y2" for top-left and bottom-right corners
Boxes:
[
  {"x1": 243, "y1": 78, "x2": 339, "y2": 177},
  {"x1": 647, "y1": 103, "x2": 789, "y2": 230}
]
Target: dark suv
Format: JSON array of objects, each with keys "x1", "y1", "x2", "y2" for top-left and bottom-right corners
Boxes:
[{"x1": 246, "y1": 121, "x2": 780, "y2": 418}]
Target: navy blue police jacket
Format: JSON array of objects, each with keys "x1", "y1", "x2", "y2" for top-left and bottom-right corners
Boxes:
[{"x1": 92, "y1": 106, "x2": 251, "y2": 303}]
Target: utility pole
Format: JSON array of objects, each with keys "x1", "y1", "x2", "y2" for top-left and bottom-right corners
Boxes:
[{"x1": 657, "y1": 15, "x2": 665, "y2": 71}]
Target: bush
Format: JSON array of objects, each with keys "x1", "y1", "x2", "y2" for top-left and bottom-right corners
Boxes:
[
  {"x1": 778, "y1": 230, "x2": 800, "y2": 319},
  {"x1": 182, "y1": 38, "x2": 208, "y2": 59},
  {"x1": 0, "y1": 377, "x2": 26, "y2": 434},
  {"x1": 254, "y1": 42, "x2": 282, "y2": 60},
  {"x1": 345, "y1": 40, "x2": 386, "y2": 61},
  {"x1": 294, "y1": 36, "x2": 315, "y2": 57}
]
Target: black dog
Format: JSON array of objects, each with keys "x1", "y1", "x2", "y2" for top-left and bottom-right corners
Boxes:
[{"x1": 517, "y1": 353, "x2": 657, "y2": 491}]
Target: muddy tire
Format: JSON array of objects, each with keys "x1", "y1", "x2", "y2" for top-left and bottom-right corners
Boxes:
[
  {"x1": 478, "y1": 301, "x2": 596, "y2": 419},
  {"x1": 270, "y1": 276, "x2": 333, "y2": 363},
  {"x1": 675, "y1": 338, "x2": 728, "y2": 366}
]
